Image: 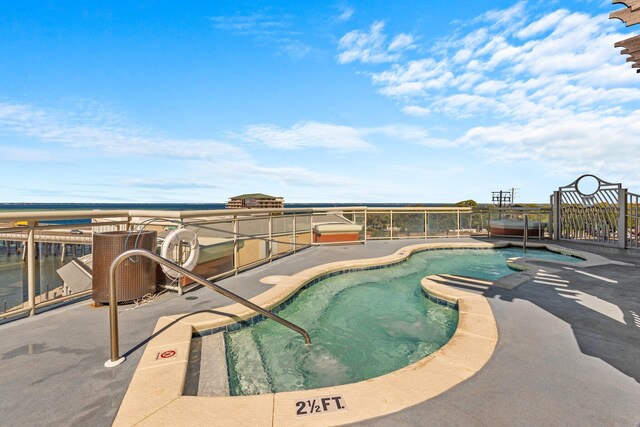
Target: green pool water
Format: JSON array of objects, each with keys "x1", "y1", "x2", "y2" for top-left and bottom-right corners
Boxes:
[{"x1": 226, "y1": 248, "x2": 581, "y2": 395}]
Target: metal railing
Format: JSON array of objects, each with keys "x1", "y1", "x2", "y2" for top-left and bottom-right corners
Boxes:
[
  {"x1": 105, "y1": 248, "x2": 311, "y2": 367},
  {"x1": 0, "y1": 205, "x2": 484, "y2": 321}
]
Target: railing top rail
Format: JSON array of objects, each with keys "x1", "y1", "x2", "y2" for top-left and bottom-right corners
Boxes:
[
  {"x1": 0, "y1": 210, "x2": 131, "y2": 222},
  {"x1": 0, "y1": 206, "x2": 477, "y2": 223}
]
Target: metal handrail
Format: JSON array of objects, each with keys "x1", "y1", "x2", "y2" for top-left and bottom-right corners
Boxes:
[{"x1": 105, "y1": 248, "x2": 311, "y2": 367}]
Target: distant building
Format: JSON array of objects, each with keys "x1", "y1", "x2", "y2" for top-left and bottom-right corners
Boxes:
[{"x1": 226, "y1": 193, "x2": 285, "y2": 209}]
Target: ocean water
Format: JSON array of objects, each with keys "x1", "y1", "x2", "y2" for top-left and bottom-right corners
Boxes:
[{"x1": 0, "y1": 242, "x2": 90, "y2": 312}]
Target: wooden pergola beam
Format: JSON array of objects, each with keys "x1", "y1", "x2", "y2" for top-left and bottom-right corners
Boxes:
[
  {"x1": 615, "y1": 35, "x2": 640, "y2": 52},
  {"x1": 610, "y1": 7, "x2": 640, "y2": 26},
  {"x1": 613, "y1": 0, "x2": 640, "y2": 11},
  {"x1": 621, "y1": 47, "x2": 640, "y2": 54},
  {"x1": 611, "y1": 2, "x2": 640, "y2": 73}
]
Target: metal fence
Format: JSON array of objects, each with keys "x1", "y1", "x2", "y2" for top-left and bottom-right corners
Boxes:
[
  {"x1": 550, "y1": 175, "x2": 638, "y2": 249},
  {"x1": 627, "y1": 192, "x2": 640, "y2": 249}
]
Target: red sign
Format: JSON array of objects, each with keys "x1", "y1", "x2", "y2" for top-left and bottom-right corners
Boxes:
[{"x1": 158, "y1": 350, "x2": 176, "y2": 359}]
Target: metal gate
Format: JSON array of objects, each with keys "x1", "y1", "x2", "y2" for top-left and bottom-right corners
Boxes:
[{"x1": 551, "y1": 174, "x2": 639, "y2": 249}]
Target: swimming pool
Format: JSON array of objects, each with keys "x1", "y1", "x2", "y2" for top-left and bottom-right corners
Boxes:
[{"x1": 224, "y1": 247, "x2": 580, "y2": 396}]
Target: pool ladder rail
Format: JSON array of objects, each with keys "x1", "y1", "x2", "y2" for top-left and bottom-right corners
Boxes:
[{"x1": 104, "y1": 248, "x2": 311, "y2": 368}]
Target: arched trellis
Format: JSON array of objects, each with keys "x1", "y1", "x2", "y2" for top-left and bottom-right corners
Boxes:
[{"x1": 551, "y1": 175, "x2": 640, "y2": 248}]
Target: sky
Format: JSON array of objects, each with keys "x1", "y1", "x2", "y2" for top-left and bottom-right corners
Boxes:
[{"x1": 1, "y1": 0, "x2": 639, "y2": 204}]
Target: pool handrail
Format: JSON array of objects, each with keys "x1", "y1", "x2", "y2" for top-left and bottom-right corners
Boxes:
[{"x1": 105, "y1": 248, "x2": 311, "y2": 367}]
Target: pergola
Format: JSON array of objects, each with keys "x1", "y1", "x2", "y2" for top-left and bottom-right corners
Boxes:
[{"x1": 611, "y1": 0, "x2": 640, "y2": 72}]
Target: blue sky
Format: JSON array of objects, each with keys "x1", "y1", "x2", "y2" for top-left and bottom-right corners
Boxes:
[{"x1": 1, "y1": 0, "x2": 639, "y2": 203}]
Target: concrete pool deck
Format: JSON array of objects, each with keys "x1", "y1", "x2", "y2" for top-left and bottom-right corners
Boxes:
[{"x1": 1, "y1": 237, "x2": 639, "y2": 425}]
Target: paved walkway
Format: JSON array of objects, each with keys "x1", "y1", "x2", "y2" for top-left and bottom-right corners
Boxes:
[{"x1": 0, "y1": 238, "x2": 638, "y2": 426}]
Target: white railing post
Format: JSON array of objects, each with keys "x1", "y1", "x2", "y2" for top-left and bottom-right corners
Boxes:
[
  {"x1": 268, "y1": 213, "x2": 273, "y2": 261},
  {"x1": 364, "y1": 209, "x2": 368, "y2": 243},
  {"x1": 292, "y1": 213, "x2": 297, "y2": 253},
  {"x1": 233, "y1": 215, "x2": 238, "y2": 274},
  {"x1": 27, "y1": 222, "x2": 36, "y2": 316},
  {"x1": 424, "y1": 210, "x2": 428, "y2": 238}
]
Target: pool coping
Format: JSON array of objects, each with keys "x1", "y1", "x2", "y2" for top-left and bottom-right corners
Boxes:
[{"x1": 112, "y1": 241, "x2": 609, "y2": 426}]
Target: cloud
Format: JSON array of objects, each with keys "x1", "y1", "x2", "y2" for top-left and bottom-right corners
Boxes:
[
  {"x1": 516, "y1": 9, "x2": 571, "y2": 39},
  {"x1": 210, "y1": 15, "x2": 294, "y2": 35},
  {"x1": 241, "y1": 121, "x2": 373, "y2": 151},
  {"x1": 240, "y1": 121, "x2": 440, "y2": 151},
  {"x1": 335, "y1": 6, "x2": 354, "y2": 22},
  {"x1": 249, "y1": 165, "x2": 356, "y2": 187},
  {"x1": 209, "y1": 14, "x2": 311, "y2": 60},
  {"x1": 402, "y1": 105, "x2": 431, "y2": 116},
  {"x1": 121, "y1": 179, "x2": 221, "y2": 191},
  {"x1": 337, "y1": 21, "x2": 415, "y2": 64},
  {"x1": 0, "y1": 101, "x2": 249, "y2": 161},
  {"x1": 339, "y1": 4, "x2": 640, "y2": 184},
  {"x1": 457, "y1": 110, "x2": 640, "y2": 180},
  {"x1": 2, "y1": 146, "x2": 70, "y2": 163}
]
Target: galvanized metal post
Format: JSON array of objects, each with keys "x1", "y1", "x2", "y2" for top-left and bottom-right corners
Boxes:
[
  {"x1": 390, "y1": 210, "x2": 394, "y2": 240},
  {"x1": 27, "y1": 222, "x2": 36, "y2": 316},
  {"x1": 457, "y1": 210, "x2": 461, "y2": 238},
  {"x1": 618, "y1": 188, "x2": 628, "y2": 248},
  {"x1": 552, "y1": 190, "x2": 561, "y2": 240}
]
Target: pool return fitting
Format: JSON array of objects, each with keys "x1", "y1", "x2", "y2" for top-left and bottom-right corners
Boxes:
[{"x1": 104, "y1": 248, "x2": 311, "y2": 368}]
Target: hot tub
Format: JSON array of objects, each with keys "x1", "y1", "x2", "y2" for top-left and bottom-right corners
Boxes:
[
  {"x1": 489, "y1": 219, "x2": 545, "y2": 237},
  {"x1": 313, "y1": 222, "x2": 363, "y2": 243}
]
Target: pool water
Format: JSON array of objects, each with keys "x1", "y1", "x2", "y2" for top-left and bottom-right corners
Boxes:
[{"x1": 226, "y1": 248, "x2": 580, "y2": 395}]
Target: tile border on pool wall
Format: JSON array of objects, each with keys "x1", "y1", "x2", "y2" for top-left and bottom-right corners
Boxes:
[{"x1": 113, "y1": 240, "x2": 609, "y2": 427}]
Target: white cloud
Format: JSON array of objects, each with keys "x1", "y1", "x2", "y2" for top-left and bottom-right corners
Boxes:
[
  {"x1": 241, "y1": 121, "x2": 438, "y2": 151},
  {"x1": 337, "y1": 21, "x2": 414, "y2": 64},
  {"x1": 473, "y1": 80, "x2": 508, "y2": 95},
  {"x1": 210, "y1": 15, "x2": 292, "y2": 34},
  {"x1": 210, "y1": 14, "x2": 311, "y2": 60},
  {"x1": 121, "y1": 179, "x2": 221, "y2": 190},
  {"x1": 339, "y1": 4, "x2": 640, "y2": 184},
  {"x1": 516, "y1": 9, "x2": 570, "y2": 39},
  {"x1": 478, "y1": 2, "x2": 527, "y2": 30},
  {"x1": 0, "y1": 101, "x2": 249, "y2": 161},
  {"x1": 402, "y1": 105, "x2": 431, "y2": 116},
  {"x1": 457, "y1": 110, "x2": 640, "y2": 179},
  {"x1": 249, "y1": 165, "x2": 356, "y2": 187},
  {"x1": 336, "y1": 6, "x2": 354, "y2": 22},
  {"x1": 241, "y1": 121, "x2": 374, "y2": 151},
  {"x1": 388, "y1": 33, "x2": 415, "y2": 51}
]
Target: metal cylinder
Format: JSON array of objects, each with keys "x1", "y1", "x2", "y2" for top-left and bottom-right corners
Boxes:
[{"x1": 92, "y1": 231, "x2": 157, "y2": 304}]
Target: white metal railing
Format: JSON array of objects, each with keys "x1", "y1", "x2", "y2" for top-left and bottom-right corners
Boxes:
[{"x1": 0, "y1": 205, "x2": 479, "y2": 321}]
